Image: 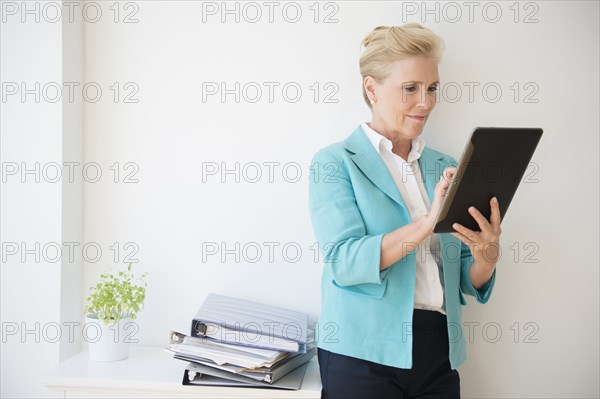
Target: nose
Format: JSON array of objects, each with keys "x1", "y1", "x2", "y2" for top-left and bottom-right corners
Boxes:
[{"x1": 417, "y1": 89, "x2": 436, "y2": 109}]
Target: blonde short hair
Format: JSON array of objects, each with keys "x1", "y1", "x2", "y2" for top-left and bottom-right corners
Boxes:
[{"x1": 359, "y1": 23, "x2": 445, "y2": 108}]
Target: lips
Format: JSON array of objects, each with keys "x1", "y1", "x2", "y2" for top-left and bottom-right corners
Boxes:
[{"x1": 407, "y1": 115, "x2": 427, "y2": 121}]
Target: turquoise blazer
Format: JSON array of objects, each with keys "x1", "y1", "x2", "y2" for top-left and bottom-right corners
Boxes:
[{"x1": 308, "y1": 125, "x2": 496, "y2": 370}]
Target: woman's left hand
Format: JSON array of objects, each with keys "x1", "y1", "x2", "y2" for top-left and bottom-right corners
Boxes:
[{"x1": 451, "y1": 197, "x2": 502, "y2": 267}]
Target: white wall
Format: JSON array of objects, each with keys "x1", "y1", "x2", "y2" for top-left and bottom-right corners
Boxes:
[
  {"x1": 2, "y1": 1, "x2": 598, "y2": 398},
  {"x1": 1, "y1": 1, "x2": 82, "y2": 396}
]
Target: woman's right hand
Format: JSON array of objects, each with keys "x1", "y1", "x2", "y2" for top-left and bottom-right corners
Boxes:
[
  {"x1": 423, "y1": 166, "x2": 456, "y2": 232},
  {"x1": 381, "y1": 166, "x2": 457, "y2": 270}
]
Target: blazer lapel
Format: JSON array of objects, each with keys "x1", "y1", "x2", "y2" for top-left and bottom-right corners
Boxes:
[
  {"x1": 344, "y1": 126, "x2": 407, "y2": 209},
  {"x1": 344, "y1": 126, "x2": 448, "y2": 211}
]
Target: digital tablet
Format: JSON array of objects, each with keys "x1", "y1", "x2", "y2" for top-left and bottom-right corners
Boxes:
[{"x1": 433, "y1": 127, "x2": 543, "y2": 233}]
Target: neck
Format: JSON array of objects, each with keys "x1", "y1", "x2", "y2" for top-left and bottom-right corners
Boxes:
[{"x1": 366, "y1": 121, "x2": 412, "y2": 161}]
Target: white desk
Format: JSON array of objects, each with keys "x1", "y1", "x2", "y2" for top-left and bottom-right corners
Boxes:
[{"x1": 42, "y1": 346, "x2": 322, "y2": 398}]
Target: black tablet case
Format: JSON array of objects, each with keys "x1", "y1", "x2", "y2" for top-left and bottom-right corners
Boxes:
[{"x1": 433, "y1": 127, "x2": 543, "y2": 233}]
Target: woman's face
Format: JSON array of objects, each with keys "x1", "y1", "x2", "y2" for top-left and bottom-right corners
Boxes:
[{"x1": 367, "y1": 56, "x2": 440, "y2": 141}]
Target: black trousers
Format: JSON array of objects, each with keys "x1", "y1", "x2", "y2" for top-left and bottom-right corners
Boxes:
[{"x1": 318, "y1": 309, "x2": 460, "y2": 399}]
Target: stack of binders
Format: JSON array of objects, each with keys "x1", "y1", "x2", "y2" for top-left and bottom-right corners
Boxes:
[{"x1": 166, "y1": 293, "x2": 315, "y2": 390}]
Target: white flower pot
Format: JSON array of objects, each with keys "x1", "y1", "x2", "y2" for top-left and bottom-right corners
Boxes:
[{"x1": 84, "y1": 314, "x2": 134, "y2": 361}]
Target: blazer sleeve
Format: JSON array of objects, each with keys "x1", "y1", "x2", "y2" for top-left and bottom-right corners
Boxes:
[
  {"x1": 457, "y1": 211, "x2": 497, "y2": 304},
  {"x1": 308, "y1": 148, "x2": 386, "y2": 287}
]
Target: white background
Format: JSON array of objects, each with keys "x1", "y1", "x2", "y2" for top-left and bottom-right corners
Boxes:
[{"x1": 1, "y1": 1, "x2": 599, "y2": 398}]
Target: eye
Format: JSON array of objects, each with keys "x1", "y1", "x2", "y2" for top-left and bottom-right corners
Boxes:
[
  {"x1": 428, "y1": 85, "x2": 439, "y2": 93},
  {"x1": 404, "y1": 85, "x2": 417, "y2": 93}
]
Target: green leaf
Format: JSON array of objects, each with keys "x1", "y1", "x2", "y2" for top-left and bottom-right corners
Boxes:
[{"x1": 84, "y1": 264, "x2": 149, "y2": 323}]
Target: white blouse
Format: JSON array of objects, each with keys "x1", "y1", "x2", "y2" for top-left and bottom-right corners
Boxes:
[{"x1": 361, "y1": 122, "x2": 446, "y2": 315}]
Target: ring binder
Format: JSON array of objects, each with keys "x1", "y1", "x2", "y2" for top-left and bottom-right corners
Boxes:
[
  {"x1": 167, "y1": 293, "x2": 313, "y2": 390},
  {"x1": 190, "y1": 293, "x2": 309, "y2": 353}
]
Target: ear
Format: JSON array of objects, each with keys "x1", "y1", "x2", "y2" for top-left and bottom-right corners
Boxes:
[{"x1": 363, "y1": 76, "x2": 377, "y2": 102}]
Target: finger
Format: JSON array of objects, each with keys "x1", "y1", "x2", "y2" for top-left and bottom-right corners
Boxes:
[
  {"x1": 490, "y1": 197, "x2": 501, "y2": 227},
  {"x1": 452, "y1": 231, "x2": 474, "y2": 246},
  {"x1": 442, "y1": 167, "x2": 456, "y2": 182},
  {"x1": 468, "y1": 206, "x2": 491, "y2": 232},
  {"x1": 436, "y1": 175, "x2": 450, "y2": 191},
  {"x1": 452, "y1": 223, "x2": 480, "y2": 243}
]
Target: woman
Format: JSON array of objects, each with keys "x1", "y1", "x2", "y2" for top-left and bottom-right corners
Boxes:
[{"x1": 308, "y1": 23, "x2": 501, "y2": 399}]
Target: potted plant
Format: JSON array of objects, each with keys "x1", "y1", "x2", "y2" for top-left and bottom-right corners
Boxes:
[{"x1": 84, "y1": 263, "x2": 148, "y2": 361}]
